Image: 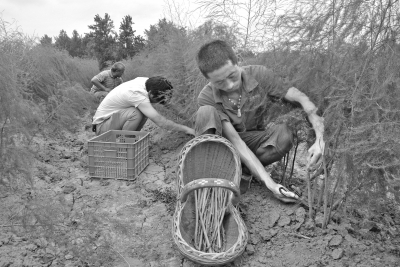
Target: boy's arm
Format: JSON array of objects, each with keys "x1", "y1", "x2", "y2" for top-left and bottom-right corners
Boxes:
[
  {"x1": 284, "y1": 87, "x2": 325, "y2": 170},
  {"x1": 222, "y1": 121, "x2": 298, "y2": 202}
]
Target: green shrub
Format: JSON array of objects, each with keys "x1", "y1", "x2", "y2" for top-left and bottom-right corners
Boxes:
[{"x1": 0, "y1": 17, "x2": 98, "y2": 188}]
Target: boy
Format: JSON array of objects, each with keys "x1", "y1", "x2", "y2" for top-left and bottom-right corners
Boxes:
[{"x1": 195, "y1": 40, "x2": 325, "y2": 203}]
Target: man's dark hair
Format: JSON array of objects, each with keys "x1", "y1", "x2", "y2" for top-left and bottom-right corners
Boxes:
[
  {"x1": 196, "y1": 40, "x2": 238, "y2": 78},
  {"x1": 145, "y1": 76, "x2": 173, "y2": 104}
]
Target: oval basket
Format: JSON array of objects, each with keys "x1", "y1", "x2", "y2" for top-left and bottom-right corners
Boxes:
[{"x1": 172, "y1": 134, "x2": 248, "y2": 266}]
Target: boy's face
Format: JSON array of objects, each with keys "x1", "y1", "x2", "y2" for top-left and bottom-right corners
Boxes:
[{"x1": 206, "y1": 60, "x2": 242, "y2": 93}]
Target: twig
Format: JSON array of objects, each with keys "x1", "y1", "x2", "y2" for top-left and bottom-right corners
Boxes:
[
  {"x1": 317, "y1": 174, "x2": 325, "y2": 208},
  {"x1": 283, "y1": 232, "x2": 312, "y2": 239},
  {"x1": 312, "y1": 173, "x2": 319, "y2": 208},
  {"x1": 322, "y1": 152, "x2": 330, "y2": 229},
  {"x1": 306, "y1": 170, "x2": 314, "y2": 220},
  {"x1": 0, "y1": 223, "x2": 67, "y2": 228},
  {"x1": 0, "y1": 116, "x2": 8, "y2": 153},
  {"x1": 113, "y1": 248, "x2": 131, "y2": 267},
  {"x1": 288, "y1": 131, "x2": 299, "y2": 182},
  {"x1": 331, "y1": 181, "x2": 363, "y2": 210},
  {"x1": 194, "y1": 190, "x2": 199, "y2": 249}
]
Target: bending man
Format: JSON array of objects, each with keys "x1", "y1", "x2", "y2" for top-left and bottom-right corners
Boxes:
[
  {"x1": 92, "y1": 76, "x2": 195, "y2": 136},
  {"x1": 90, "y1": 62, "x2": 125, "y2": 101}
]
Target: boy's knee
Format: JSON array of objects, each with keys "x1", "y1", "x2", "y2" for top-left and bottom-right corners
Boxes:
[
  {"x1": 276, "y1": 124, "x2": 293, "y2": 154},
  {"x1": 195, "y1": 105, "x2": 222, "y2": 136}
]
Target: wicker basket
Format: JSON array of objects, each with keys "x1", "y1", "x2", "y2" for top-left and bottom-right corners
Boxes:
[
  {"x1": 88, "y1": 130, "x2": 149, "y2": 180},
  {"x1": 172, "y1": 135, "x2": 248, "y2": 266}
]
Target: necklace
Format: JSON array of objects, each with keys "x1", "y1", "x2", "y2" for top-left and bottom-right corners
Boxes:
[{"x1": 228, "y1": 94, "x2": 242, "y2": 117}]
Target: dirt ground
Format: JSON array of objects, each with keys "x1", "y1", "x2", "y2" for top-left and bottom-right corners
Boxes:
[{"x1": 0, "y1": 115, "x2": 399, "y2": 267}]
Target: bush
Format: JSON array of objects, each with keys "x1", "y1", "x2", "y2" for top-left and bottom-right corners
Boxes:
[{"x1": 0, "y1": 17, "x2": 98, "y2": 188}]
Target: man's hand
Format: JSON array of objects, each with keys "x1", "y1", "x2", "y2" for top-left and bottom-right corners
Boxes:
[
  {"x1": 307, "y1": 138, "x2": 325, "y2": 171},
  {"x1": 186, "y1": 128, "x2": 195, "y2": 136}
]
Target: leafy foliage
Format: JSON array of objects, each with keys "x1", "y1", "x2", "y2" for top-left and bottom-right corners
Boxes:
[
  {"x1": 54, "y1": 29, "x2": 70, "y2": 52},
  {"x1": 269, "y1": 0, "x2": 400, "y2": 216},
  {"x1": 0, "y1": 17, "x2": 98, "y2": 189},
  {"x1": 88, "y1": 13, "x2": 117, "y2": 70},
  {"x1": 118, "y1": 15, "x2": 145, "y2": 60}
]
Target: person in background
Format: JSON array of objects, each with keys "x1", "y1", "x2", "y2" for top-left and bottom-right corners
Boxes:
[
  {"x1": 92, "y1": 76, "x2": 195, "y2": 136},
  {"x1": 194, "y1": 39, "x2": 325, "y2": 203},
  {"x1": 90, "y1": 62, "x2": 125, "y2": 101}
]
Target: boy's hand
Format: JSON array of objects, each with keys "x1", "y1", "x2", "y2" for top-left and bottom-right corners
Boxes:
[{"x1": 307, "y1": 138, "x2": 325, "y2": 171}]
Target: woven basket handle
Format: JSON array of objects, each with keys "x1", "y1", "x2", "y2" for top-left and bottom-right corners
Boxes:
[{"x1": 181, "y1": 178, "x2": 240, "y2": 204}]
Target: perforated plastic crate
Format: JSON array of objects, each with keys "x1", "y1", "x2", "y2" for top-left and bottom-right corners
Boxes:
[{"x1": 88, "y1": 130, "x2": 149, "y2": 180}]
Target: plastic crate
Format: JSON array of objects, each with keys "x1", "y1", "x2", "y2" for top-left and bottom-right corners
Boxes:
[{"x1": 88, "y1": 130, "x2": 150, "y2": 180}]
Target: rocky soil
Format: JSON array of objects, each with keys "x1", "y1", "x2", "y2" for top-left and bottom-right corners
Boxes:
[{"x1": 0, "y1": 117, "x2": 399, "y2": 267}]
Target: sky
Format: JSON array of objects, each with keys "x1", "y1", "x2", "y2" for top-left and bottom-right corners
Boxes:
[{"x1": 1, "y1": 0, "x2": 173, "y2": 39}]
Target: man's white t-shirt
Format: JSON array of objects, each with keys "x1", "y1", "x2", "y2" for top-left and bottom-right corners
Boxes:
[{"x1": 92, "y1": 77, "x2": 150, "y2": 125}]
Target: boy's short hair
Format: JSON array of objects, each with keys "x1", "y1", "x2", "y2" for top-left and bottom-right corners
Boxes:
[
  {"x1": 196, "y1": 40, "x2": 238, "y2": 78},
  {"x1": 145, "y1": 76, "x2": 173, "y2": 104}
]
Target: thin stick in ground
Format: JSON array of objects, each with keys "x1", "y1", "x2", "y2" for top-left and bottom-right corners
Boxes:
[{"x1": 306, "y1": 170, "x2": 314, "y2": 221}]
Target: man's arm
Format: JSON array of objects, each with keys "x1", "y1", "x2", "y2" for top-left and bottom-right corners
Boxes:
[
  {"x1": 91, "y1": 77, "x2": 109, "y2": 92},
  {"x1": 137, "y1": 102, "x2": 195, "y2": 135},
  {"x1": 222, "y1": 121, "x2": 298, "y2": 201},
  {"x1": 284, "y1": 87, "x2": 325, "y2": 169}
]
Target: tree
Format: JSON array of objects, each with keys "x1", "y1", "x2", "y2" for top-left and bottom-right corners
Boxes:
[
  {"x1": 118, "y1": 15, "x2": 136, "y2": 59},
  {"x1": 196, "y1": 0, "x2": 282, "y2": 50},
  {"x1": 192, "y1": 20, "x2": 238, "y2": 48},
  {"x1": 40, "y1": 34, "x2": 53, "y2": 46},
  {"x1": 117, "y1": 15, "x2": 145, "y2": 59},
  {"x1": 54, "y1": 30, "x2": 70, "y2": 51},
  {"x1": 88, "y1": 13, "x2": 117, "y2": 70},
  {"x1": 69, "y1": 30, "x2": 84, "y2": 58},
  {"x1": 145, "y1": 18, "x2": 184, "y2": 50}
]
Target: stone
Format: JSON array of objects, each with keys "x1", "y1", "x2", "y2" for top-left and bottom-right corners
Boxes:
[
  {"x1": 286, "y1": 209, "x2": 295, "y2": 216},
  {"x1": 260, "y1": 230, "x2": 272, "y2": 241},
  {"x1": 246, "y1": 244, "x2": 255, "y2": 255},
  {"x1": 331, "y1": 248, "x2": 344, "y2": 260},
  {"x1": 75, "y1": 140, "x2": 84, "y2": 146},
  {"x1": 359, "y1": 220, "x2": 374, "y2": 229},
  {"x1": 260, "y1": 228, "x2": 279, "y2": 242},
  {"x1": 65, "y1": 254, "x2": 74, "y2": 260},
  {"x1": 269, "y1": 228, "x2": 279, "y2": 237},
  {"x1": 295, "y1": 207, "x2": 306, "y2": 222},
  {"x1": 0, "y1": 237, "x2": 9, "y2": 246},
  {"x1": 62, "y1": 184, "x2": 76, "y2": 194},
  {"x1": 25, "y1": 244, "x2": 37, "y2": 251},
  {"x1": 250, "y1": 234, "x2": 261, "y2": 245},
  {"x1": 163, "y1": 257, "x2": 181, "y2": 267},
  {"x1": 0, "y1": 260, "x2": 13, "y2": 267},
  {"x1": 304, "y1": 219, "x2": 316, "y2": 230},
  {"x1": 257, "y1": 256, "x2": 267, "y2": 263},
  {"x1": 34, "y1": 237, "x2": 48, "y2": 248},
  {"x1": 375, "y1": 244, "x2": 385, "y2": 252},
  {"x1": 62, "y1": 152, "x2": 72, "y2": 159},
  {"x1": 268, "y1": 210, "x2": 280, "y2": 228},
  {"x1": 344, "y1": 234, "x2": 359, "y2": 244},
  {"x1": 329, "y1": 235, "x2": 343, "y2": 247},
  {"x1": 278, "y1": 215, "x2": 291, "y2": 227},
  {"x1": 315, "y1": 212, "x2": 324, "y2": 227}
]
